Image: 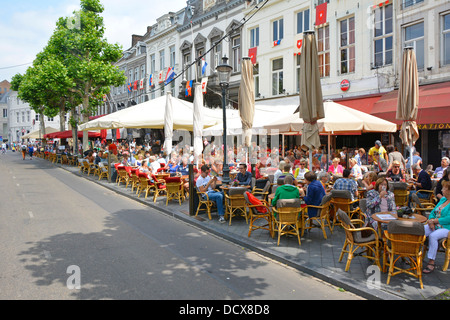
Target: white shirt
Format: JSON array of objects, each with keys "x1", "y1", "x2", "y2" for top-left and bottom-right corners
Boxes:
[{"x1": 196, "y1": 175, "x2": 213, "y2": 192}]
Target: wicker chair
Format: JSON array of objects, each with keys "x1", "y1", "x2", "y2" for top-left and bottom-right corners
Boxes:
[
  {"x1": 117, "y1": 167, "x2": 129, "y2": 186},
  {"x1": 337, "y1": 209, "x2": 381, "y2": 272},
  {"x1": 303, "y1": 193, "x2": 333, "y2": 239},
  {"x1": 83, "y1": 161, "x2": 95, "y2": 176},
  {"x1": 383, "y1": 220, "x2": 426, "y2": 289},
  {"x1": 195, "y1": 186, "x2": 215, "y2": 220},
  {"x1": 129, "y1": 168, "x2": 140, "y2": 191},
  {"x1": 394, "y1": 189, "x2": 410, "y2": 207},
  {"x1": 272, "y1": 198, "x2": 304, "y2": 246},
  {"x1": 410, "y1": 193, "x2": 435, "y2": 218},
  {"x1": 224, "y1": 187, "x2": 248, "y2": 225},
  {"x1": 330, "y1": 189, "x2": 361, "y2": 231},
  {"x1": 136, "y1": 172, "x2": 155, "y2": 199},
  {"x1": 151, "y1": 174, "x2": 166, "y2": 203},
  {"x1": 251, "y1": 180, "x2": 271, "y2": 202},
  {"x1": 164, "y1": 177, "x2": 184, "y2": 205},
  {"x1": 97, "y1": 162, "x2": 109, "y2": 181},
  {"x1": 244, "y1": 192, "x2": 273, "y2": 238}
]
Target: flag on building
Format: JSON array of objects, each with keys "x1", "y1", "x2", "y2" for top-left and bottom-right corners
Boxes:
[
  {"x1": 139, "y1": 78, "x2": 144, "y2": 90},
  {"x1": 201, "y1": 58, "x2": 208, "y2": 76},
  {"x1": 149, "y1": 74, "x2": 154, "y2": 87},
  {"x1": 248, "y1": 47, "x2": 257, "y2": 64},
  {"x1": 201, "y1": 77, "x2": 208, "y2": 95},
  {"x1": 133, "y1": 80, "x2": 138, "y2": 91},
  {"x1": 158, "y1": 70, "x2": 164, "y2": 83},
  {"x1": 315, "y1": 2, "x2": 327, "y2": 26},
  {"x1": 127, "y1": 83, "x2": 132, "y2": 93},
  {"x1": 164, "y1": 67, "x2": 176, "y2": 85},
  {"x1": 273, "y1": 39, "x2": 281, "y2": 47},
  {"x1": 185, "y1": 80, "x2": 193, "y2": 97}
]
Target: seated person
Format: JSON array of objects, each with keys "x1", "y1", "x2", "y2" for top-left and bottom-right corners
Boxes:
[
  {"x1": 278, "y1": 163, "x2": 298, "y2": 186},
  {"x1": 294, "y1": 159, "x2": 309, "y2": 180},
  {"x1": 434, "y1": 157, "x2": 449, "y2": 179},
  {"x1": 386, "y1": 160, "x2": 404, "y2": 182},
  {"x1": 409, "y1": 163, "x2": 432, "y2": 201},
  {"x1": 349, "y1": 158, "x2": 363, "y2": 180},
  {"x1": 235, "y1": 163, "x2": 252, "y2": 186},
  {"x1": 423, "y1": 180, "x2": 450, "y2": 274},
  {"x1": 372, "y1": 151, "x2": 388, "y2": 173},
  {"x1": 365, "y1": 177, "x2": 396, "y2": 231},
  {"x1": 176, "y1": 157, "x2": 190, "y2": 176},
  {"x1": 196, "y1": 165, "x2": 226, "y2": 223},
  {"x1": 332, "y1": 169, "x2": 359, "y2": 201},
  {"x1": 435, "y1": 169, "x2": 450, "y2": 201},
  {"x1": 85, "y1": 151, "x2": 95, "y2": 163},
  {"x1": 302, "y1": 171, "x2": 326, "y2": 219},
  {"x1": 166, "y1": 159, "x2": 179, "y2": 174},
  {"x1": 328, "y1": 158, "x2": 344, "y2": 175},
  {"x1": 362, "y1": 171, "x2": 377, "y2": 191},
  {"x1": 271, "y1": 175, "x2": 300, "y2": 207}
]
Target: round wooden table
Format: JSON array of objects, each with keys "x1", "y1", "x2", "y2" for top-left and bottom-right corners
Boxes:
[{"x1": 371, "y1": 211, "x2": 427, "y2": 237}]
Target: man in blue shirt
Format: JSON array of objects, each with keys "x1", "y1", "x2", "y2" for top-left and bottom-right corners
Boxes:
[
  {"x1": 409, "y1": 163, "x2": 432, "y2": 203},
  {"x1": 236, "y1": 163, "x2": 252, "y2": 186},
  {"x1": 302, "y1": 171, "x2": 326, "y2": 218},
  {"x1": 332, "y1": 169, "x2": 358, "y2": 201}
]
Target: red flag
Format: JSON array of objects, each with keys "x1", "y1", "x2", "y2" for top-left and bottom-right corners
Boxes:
[
  {"x1": 248, "y1": 47, "x2": 257, "y2": 65},
  {"x1": 315, "y1": 2, "x2": 327, "y2": 26},
  {"x1": 133, "y1": 80, "x2": 138, "y2": 90}
]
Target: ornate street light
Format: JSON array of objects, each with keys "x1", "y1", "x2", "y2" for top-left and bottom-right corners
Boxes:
[{"x1": 216, "y1": 56, "x2": 233, "y2": 185}]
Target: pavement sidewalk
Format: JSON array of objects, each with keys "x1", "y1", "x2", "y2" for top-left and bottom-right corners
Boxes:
[{"x1": 57, "y1": 160, "x2": 449, "y2": 300}]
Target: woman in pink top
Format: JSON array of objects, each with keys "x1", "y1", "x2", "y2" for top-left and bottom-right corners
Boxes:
[{"x1": 328, "y1": 157, "x2": 344, "y2": 175}]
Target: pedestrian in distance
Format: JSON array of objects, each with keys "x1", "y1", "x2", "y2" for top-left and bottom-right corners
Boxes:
[{"x1": 21, "y1": 144, "x2": 27, "y2": 160}]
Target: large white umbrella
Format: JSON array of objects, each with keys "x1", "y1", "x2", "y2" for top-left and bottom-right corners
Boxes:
[
  {"x1": 164, "y1": 92, "x2": 174, "y2": 155},
  {"x1": 396, "y1": 47, "x2": 419, "y2": 176},
  {"x1": 193, "y1": 83, "x2": 203, "y2": 164},
  {"x1": 299, "y1": 31, "x2": 325, "y2": 170},
  {"x1": 78, "y1": 95, "x2": 219, "y2": 131},
  {"x1": 22, "y1": 127, "x2": 59, "y2": 139},
  {"x1": 238, "y1": 57, "x2": 255, "y2": 147}
]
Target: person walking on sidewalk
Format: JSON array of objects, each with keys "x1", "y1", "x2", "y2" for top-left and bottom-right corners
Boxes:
[
  {"x1": 28, "y1": 144, "x2": 34, "y2": 160},
  {"x1": 21, "y1": 144, "x2": 27, "y2": 160}
]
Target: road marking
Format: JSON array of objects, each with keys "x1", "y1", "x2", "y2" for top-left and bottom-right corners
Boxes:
[
  {"x1": 16, "y1": 183, "x2": 20, "y2": 187},
  {"x1": 28, "y1": 211, "x2": 34, "y2": 218}
]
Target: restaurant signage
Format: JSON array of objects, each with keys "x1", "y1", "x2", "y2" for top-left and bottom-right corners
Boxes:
[
  {"x1": 340, "y1": 79, "x2": 350, "y2": 92},
  {"x1": 418, "y1": 123, "x2": 450, "y2": 130}
]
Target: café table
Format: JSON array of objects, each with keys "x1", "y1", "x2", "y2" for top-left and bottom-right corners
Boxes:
[{"x1": 371, "y1": 211, "x2": 427, "y2": 238}]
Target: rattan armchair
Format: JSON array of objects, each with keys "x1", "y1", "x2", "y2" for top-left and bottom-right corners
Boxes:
[
  {"x1": 410, "y1": 193, "x2": 435, "y2": 218},
  {"x1": 224, "y1": 187, "x2": 248, "y2": 225},
  {"x1": 195, "y1": 186, "x2": 215, "y2": 220},
  {"x1": 330, "y1": 190, "x2": 361, "y2": 231},
  {"x1": 303, "y1": 194, "x2": 333, "y2": 239},
  {"x1": 383, "y1": 220, "x2": 426, "y2": 289},
  {"x1": 337, "y1": 209, "x2": 381, "y2": 272},
  {"x1": 244, "y1": 192, "x2": 273, "y2": 238},
  {"x1": 251, "y1": 180, "x2": 271, "y2": 202},
  {"x1": 272, "y1": 198, "x2": 304, "y2": 246},
  {"x1": 164, "y1": 177, "x2": 185, "y2": 206}
]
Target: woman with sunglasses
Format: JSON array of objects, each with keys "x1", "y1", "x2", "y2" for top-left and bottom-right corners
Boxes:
[{"x1": 386, "y1": 160, "x2": 404, "y2": 182}]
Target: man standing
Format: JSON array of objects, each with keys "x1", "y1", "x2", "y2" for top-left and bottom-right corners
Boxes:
[
  {"x1": 368, "y1": 140, "x2": 388, "y2": 164},
  {"x1": 332, "y1": 169, "x2": 359, "y2": 201},
  {"x1": 196, "y1": 165, "x2": 226, "y2": 223}
]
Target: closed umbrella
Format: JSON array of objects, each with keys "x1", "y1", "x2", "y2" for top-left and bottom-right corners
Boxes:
[
  {"x1": 238, "y1": 57, "x2": 255, "y2": 148},
  {"x1": 193, "y1": 83, "x2": 203, "y2": 164},
  {"x1": 299, "y1": 30, "x2": 325, "y2": 170},
  {"x1": 164, "y1": 91, "x2": 174, "y2": 156},
  {"x1": 396, "y1": 47, "x2": 419, "y2": 176}
]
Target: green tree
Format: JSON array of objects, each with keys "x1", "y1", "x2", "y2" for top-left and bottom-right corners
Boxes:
[{"x1": 47, "y1": 0, "x2": 126, "y2": 151}]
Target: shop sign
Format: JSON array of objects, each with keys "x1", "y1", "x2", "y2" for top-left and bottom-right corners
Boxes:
[
  {"x1": 418, "y1": 123, "x2": 450, "y2": 130},
  {"x1": 340, "y1": 79, "x2": 350, "y2": 92}
]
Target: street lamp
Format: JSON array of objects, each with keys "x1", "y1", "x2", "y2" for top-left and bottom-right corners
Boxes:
[{"x1": 216, "y1": 56, "x2": 233, "y2": 185}]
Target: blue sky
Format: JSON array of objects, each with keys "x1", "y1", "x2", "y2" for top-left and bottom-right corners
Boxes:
[{"x1": 0, "y1": 0, "x2": 188, "y2": 82}]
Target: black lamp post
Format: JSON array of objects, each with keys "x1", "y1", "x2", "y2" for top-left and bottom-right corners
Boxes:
[{"x1": 216, "y1": 56, "x2": 233, "y2": 185}]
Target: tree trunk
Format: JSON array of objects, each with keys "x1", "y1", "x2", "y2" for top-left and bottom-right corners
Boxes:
[
  {"x1": 82, "y1": 95, "x2": 90, "y2": 152},
  {"x1": 59, "y1": 109, "x2": 66, "y2": 132},
  {"x1": 39, "y1": 109, "x2": 46, "y2": 140}
]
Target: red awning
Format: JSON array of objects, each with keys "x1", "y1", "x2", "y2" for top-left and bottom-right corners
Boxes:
[
  {"x1": 44, "y1": 130, "x2": 101, "y2": 139},
  {"x1": 371, "y1": 81, "x2": 450, "y2": 125},
  {"x1": 334, "y1": 94, "x2": 383, "y2": 114}
]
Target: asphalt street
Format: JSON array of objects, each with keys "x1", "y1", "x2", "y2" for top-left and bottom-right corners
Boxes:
[{"x1": 0, "y1": 151, "x2": 363, "y2": 301}]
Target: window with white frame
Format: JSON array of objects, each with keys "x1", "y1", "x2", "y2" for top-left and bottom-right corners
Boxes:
[
  {"x1": 373, "y1": 4, "x2": 393, "y2": 67},
  {"x1": 340, "y1": 16, "x2": 355, "y2": 74},
  {"x1": 22, "y1": 112, "x2": 25, "y2": 122},
  {"x1": 404, "y1": 22, "x2": 424, "y2": 70},
  {"x1": 272, "y1": 58, "x2": 283, "y2": 96},
  {"x1": 150, "y1": 54, "x2": 156, "y2": 73},
  {"x1": 402, "y1": 0, "x2": 424, "y2": 9},
  {"x1": 296, "y1": 54, "x2": 301, "y2": 93},
  {"x1": 159, "y1": 49, "x2": 165, "y2": 70},
  {"x1": 169, "y1": 45, "x2": 176, "y2": 67},
  {"x1": 141, "y1": 65, "x2": 146, "y2": 80},
  {"x1": 273, "y1": 18, "x2": 284, "y2": 42},
  {"x1": 16, "y1": 112, "x2": 19, "y2": 123},
  {"x1": 254, "y1": 64, "x2": 260, "y2": 98},
  {"x1": 27, "y1": 111, "x2": 30, "y2": 122},
  {"x1": 296, "y1": 9, "x2": 310, "y2": 34},
  {"x1": 183, "y1": 52, "x2": 192, "y2": 81},
  {"x1": 3, "y1": 108, "x2": 7, "y2": 118},
  {"x1": 232, "y1": 36, "x2": 241, "y2": 73},
  {"x1": 129, "y1": 70, "x2": 133, "y2": 83},
  {"x1": 317, "y1": 25, "x2": 330, "y2": 77},
  {"x1": 250, "y1": 27, "x2": 259, "y2": 48},
  {"x1": 212, "y1": 38, "x2": 222, "y2": 69},
  {"x1": 442, "y1": 13, "x2": 450, "y2": 66}
]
